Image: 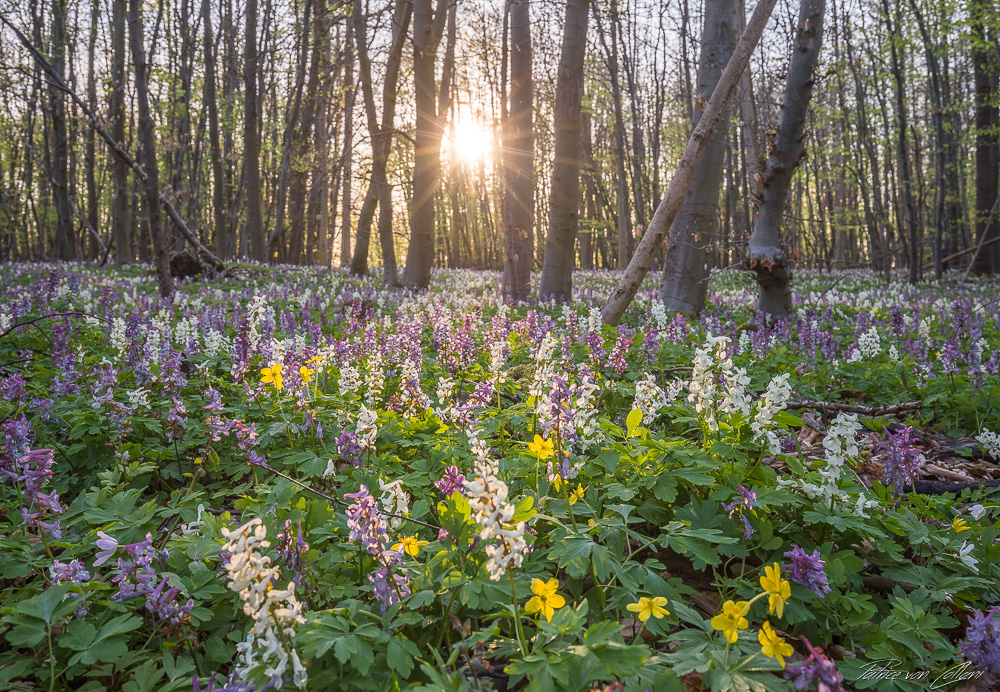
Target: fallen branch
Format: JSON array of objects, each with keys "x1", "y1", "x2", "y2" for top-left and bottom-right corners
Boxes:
[{"x1": 786, "y1": 399, "x2": 923, "y2": 417}]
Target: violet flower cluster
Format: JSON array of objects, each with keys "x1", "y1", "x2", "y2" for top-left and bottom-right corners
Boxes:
[
  {"x1": 344, "y1": 485, "x2": 410, "y2": 612},
  {"x1": 784, "y1": 545, "x2": 832, "y2": 597},
  {"x1": 960, "y1": 607, "x2": 1000, "y2": 679},
  {"x1": 784, "y1": 637, "x2": 845, "y2": 691}
]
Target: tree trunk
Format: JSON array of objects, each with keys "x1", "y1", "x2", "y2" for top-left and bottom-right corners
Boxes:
[
  {"x1": 601, "y1": 0, "x2": 779, "y2": 325},
  {"x1": 350, "y1": 0, "x2": 410, "y2": 283},
  {"x1": 658, "y1": 0, "x2": 739, "y2": 314},
  {"x1": 971, "y1": 0, "x2": 999, "y2": 274},
  {"x1": 340, "y1": 14, "x2": 355, "y2": 266},
  {"x1": 128, "y1": 0, "x2": 174, "y2": 296},
  {"x1": 202, "y1": 0, "x2": 228, "y2": 259},
  {"x1": 538, "y1": 0, "x2": 590, "y2": 301},
  {"x1": 502, "y1": 0, "x2": 534, "y2": 301},
  {"x1": 85, "y1": 0, "x2": 99, "y2": 260},
  {"x1": 402, "y1": 0, "x2": 448, "y2": 288},
  {"x1": 747, "y1": 0, "x2": 825, "y2": 320},
  {"x1": 49, "y1": 0, "x2": 75, "y2": 260},
  {"x1": 244, "y1": 0, "x2": 265, "y2": 261}
]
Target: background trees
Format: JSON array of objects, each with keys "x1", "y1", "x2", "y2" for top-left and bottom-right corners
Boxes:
[{"x1": 0, "y1": 0, "x2": 996, "y2": 292}]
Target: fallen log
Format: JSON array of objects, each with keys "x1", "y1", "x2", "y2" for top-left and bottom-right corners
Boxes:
[{"x1": 786, "y1": 399, "x2": 923, "y2": 417}]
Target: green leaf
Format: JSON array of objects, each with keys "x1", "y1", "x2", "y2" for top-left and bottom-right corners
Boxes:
[{"x1": 626, "y1": 408, "x2": 643, "y2": 437}]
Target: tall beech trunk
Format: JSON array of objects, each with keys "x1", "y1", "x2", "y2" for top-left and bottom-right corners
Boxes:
[
  {"x1": 85, "y1": 0, "x2": 99, "y2": 259},
  {"x1": 601, "y1": 0, "x2": 779, "y2": 325},
  {"x1": 203, "y1": 0, "x2": 227, "y2": 259},
  {"x1": 882, "y1": 0, "x2": 920, "y2": 283},
  {"x1": 502, "y1": 0, "x2": 534, "y2": 302},
  {"x1": 244, "y1": 0, "x2": 265, "y2": 261},
  {"x1": 350, "y1": 0, "x2": 410, "y2": 283},
  {"x1": 971, "y1": 0, "x2": 999, "y2": 275},
  {"x1": 128, "y1": 0, "x2": 174, "y2": 296},
  {"x1": 538, "y1": 0, "x2": 590, "y2": 301},
  {"x1": 401, "y1": 0, "x2": 448, "y2": 288},
  {"x1": 658, "y1": 0, "x2": 739, "y2": 314},
  {"x1": 340, "y1": 16, "x2": 355, "y2": 266},
  {"x1": 49, "y1": 0, "x2": 75, "y2": 260},
  {"x1": 747, "y1": 0, "x2": 825, "y2": 320}
]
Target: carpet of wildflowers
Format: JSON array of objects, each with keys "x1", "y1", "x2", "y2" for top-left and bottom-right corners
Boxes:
[{"x1": 1, "y1": 263, "x2": 1000, "y2": 692}]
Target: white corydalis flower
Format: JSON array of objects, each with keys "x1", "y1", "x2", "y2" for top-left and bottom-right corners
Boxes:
[
  {"x1": 976, "y1": 430, "x2": 1000, "y2": 460},
  {"x1": 356, "y1": 405, "x2": 378, "y2": 450},
  {"x1": 378, "y1": 478, "x2": 410, "y2": 528}
]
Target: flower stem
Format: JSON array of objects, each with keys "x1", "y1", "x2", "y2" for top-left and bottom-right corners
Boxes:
[{"x1": 508, "y1": 570, "x2": 529, "y2": 657}]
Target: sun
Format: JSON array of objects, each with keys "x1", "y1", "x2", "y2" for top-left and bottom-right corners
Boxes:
[{"x1": 448, "y1": 116, "x2": 492, "y2": 165}]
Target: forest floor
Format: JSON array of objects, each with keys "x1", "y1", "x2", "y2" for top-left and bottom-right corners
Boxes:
[{"x1": 1, "y1": 263, "x2": 999, "y2": 692}]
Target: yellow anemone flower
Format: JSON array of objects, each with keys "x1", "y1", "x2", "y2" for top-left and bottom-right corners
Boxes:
[
  {"x1": 260, "y1": 364, "x2": 284, "y2": 390},
  {"x1": 569, "y1": 483, "x2": 586, "y2": 505},
  {"x1": 391, "y1": 536, "x2": 429, "y2": 557},
  {"x1": 758, "y1": 621, "x2": 794, "y2": 668},
  {"x1": 299, "y1": 366, "x2": 315, "y2": 384},
  {"x1": 528, "y1": 434, "x2": 555, "y2": 460},
  {"x1": 953, "y1": 516, "x2": 971, "y2": 533},
  {"x1": 524, "y1": 577, "x2": 566, "y2": 622},
  {"x1": 760, "y1": 562, "x2": 791, "y2": 619},
  {"x1": 626, "y1": 596, "x2": 670, "y2": 623},
  {"x1": 711, "y1": 600, "x2": 750, "y2": 643}
]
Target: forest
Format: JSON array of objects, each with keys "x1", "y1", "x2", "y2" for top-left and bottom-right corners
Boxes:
[{"x1": 1, "y1": 0, "x2": 1000, "y2": 690}]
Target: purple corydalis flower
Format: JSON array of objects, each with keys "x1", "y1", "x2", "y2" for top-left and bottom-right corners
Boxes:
[
  {"x1": 784, "y1": 637, "x2": 845, "y2": 691},
  {"x1": 435, "y1": 466, "x2": 465, "y2": 496},
  {"x1": 722, "y1": 485, "x2": 757, "y2": 540},
  {"x1": 50, "y1": 559, "x2": 91, "y2": 584},
  {"x1": 960, "y1": 607, "x2": 1000, "y2": 678},
  {"x1": 877, "y1": 426, "x2": 922, "y2": 498},
  {"x1": 784, "y1": 545, "x2": 832, "y2": 597}
]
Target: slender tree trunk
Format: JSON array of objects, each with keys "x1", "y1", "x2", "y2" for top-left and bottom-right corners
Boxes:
[
  {"x1": 658, "y1": 0, "x2": 739, "y2": 314},
  {"x1": 747, "y1": 0, "x2": 825, "y2": 320},
  {"x1": 340, "y1": 14, "x2": 355, "y2": 266},
  {"x1": 538, "y1": 0, "x2": 590, "y2": 301},
  {"x1": 244, "y1": 0, "x2": 265, "y2": 261},
  {"x1": 350, "y1": 0, "x2": 410, "y2": 283},
  {"x1": 882, "y1": 0, "x2": 920, "y2": 283},
  {"x1": 971, "y1": 0, "x2": 999, "y2": 274},
  {"x1": 85, "y1": 0, "x2": 99, "y2": 260},
  {"x1": 128, "y1": 0, "x2": 174, "y2": 296},
  {"x1": 402, "y1": 0, "x2": 448, "y2": 288},
  {"x1": 502, "y1": 0, "x2": 534, "y2": 301},
  {"x1": 49, "y1": 0, "x2": 75, "y2": 260},
  {"x1": 202, "y1": 0, "x2": 228, "y2": 259},
  {"x1": 601, "y1": 0, "x2": 779, "y2": 325}
]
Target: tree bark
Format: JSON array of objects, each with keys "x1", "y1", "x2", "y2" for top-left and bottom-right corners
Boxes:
[
  {"x1": 747, "y1": 0, "x2": 825, "y2": 320},
  {"x1": 350, "y1": 0, "x2": 410, "y2": 284},
  {"x1": 340, "y1": 13, "x2": 355, "y2": 266},
  {"x1": 502, "y1": 0, "x2": 534, "y2": 302},
  {"x1": 538, "y1": 0, "x2": 590, "y2": 301},
  {"x1": 601, "y1": 0, "x2": 779, "y2": 325},
  {"x1": 85, "y1": 0, "x2": 99, "y2": 260},
  {"x1": 49, "y1": 0, "x2": 75, "y2": 260},
  {"x1": 202, "y1": 0, "x2": 228, "y2": 259},
  {"x1": 244, "y1": 0, "x2": 265, "y2": 261},
  {"x1": 658, "y1": 0, "x2": 739, "y2": 314},
  {"x1": 971, "y1": 0, "x2": 999, "y2": 274},
  {"x1": 128, "y1": 0, "x2": 174, "y2": 296},
  {"x1": 401, "y1": 0, "x2": 448, "y2": 288}
]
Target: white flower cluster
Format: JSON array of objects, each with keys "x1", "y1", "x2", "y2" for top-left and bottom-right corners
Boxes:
[
  {"x1": 433, "y1": 375, "x2": 457, "y2": 422},
  {"x1": 364, "y1": 353, "x2": 386, "y2": 407},
  {"x1": 378, "y1": 478, "x2": 410, "y2": 529},
  {"x1": 651, "y1": 301, "x2": 669, "y2": 331},
  {"x1": 848, "y1": 327, "x2": 882, "y2": 363},
  {"x1": 529, "y1": 333, "x2": 559, "y2": 419},
  {"x1": 247, "y1": 295, "x2": 269, "y2": 351},
  {"x1": 110, "y1": 317, "x2": 128, "y2": 357},
  {"x1": 221, "y1": 518, "x2": 307, "y2": 690},
  {"x1": 338, "y1": 364, "x2": 361, "y2": 397},
  {"x1": 465, "y1": 471, "x2": 527, "y2": 581},
  {"x1": 126, "y1": 388, "x2": 150, "y2": 410},
  {"x1": 688, "y1": 334, "x2": 731, "y2": 431},
  {"x1": 632, "y1": 372, "x2": 681, "y2": 426},
  {"x1": 356, "y1": 404, "x2": 378, "y2": 451},
  {"x1": 977, "y1": 430, "x2": 1000, "y2": 460},
  {"x1": 573, "y1": 366, "x2": 603, "y2": 444},
  {"x1": 779, "y1": 413, "x2": 877, "y2": 517},
  {"x1": 203, "y1": 328, "x2": 229, "y2": 358},
  {"x1": 398, "y1": 359, "x2": 430, "y2": 418},
  {"x1": 751, "y1": 373, "x2": 792, "y2": 454},
  {"x1": 0, "y1": 311, "x2": 12, "y2": 334},
  {"x1": 720, "y1": 366, "x2": 752, "y2": 419},
  {"x1": 488, "y1": 341, "x2": 507, "y2": 386}
]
